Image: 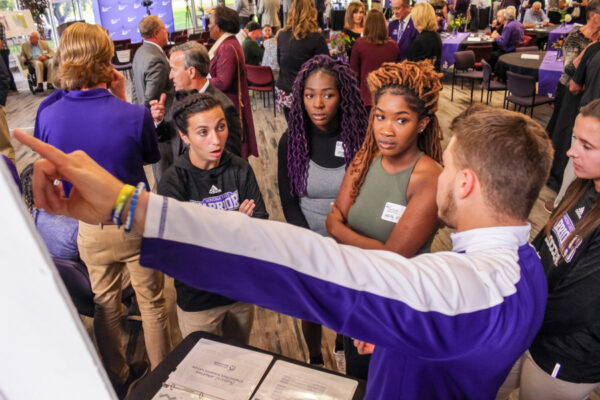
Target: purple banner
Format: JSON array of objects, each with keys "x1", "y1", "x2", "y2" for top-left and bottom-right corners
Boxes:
[
  {"x1": 93, "y1": 0, "x2": 175, "y2": 43},
  {"x1": 441, "y1": 32, "x2": 470, "y2": 69},
  {"x1": 538, "y1": 50, "x2": 563, "y2": 98},
  {"x1": 548, "y1": 24, "x2": 574, "y2": 48}
]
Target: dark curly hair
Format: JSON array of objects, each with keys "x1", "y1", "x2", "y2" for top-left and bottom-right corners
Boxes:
[
  {"x1": 213, "y1": 6, "x2": 240, "y2": 34},
  {"x1": 287, "y1": 55, "x2": 368, "y2": 196},
  {"x1": 349, "y1": 60, "x2": 443, "y2": 202},
  {"x1": 173, "y1": 93, "x2": 224, "y2": 135}
]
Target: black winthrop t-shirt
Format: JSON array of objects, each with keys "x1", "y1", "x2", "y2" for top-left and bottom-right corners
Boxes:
[
  {"x1": 158, "y1": 150, "x2": 268, "y2": 311},
  {"x1": 530, "y1": 185, "x2": 600, "y2": 383}
]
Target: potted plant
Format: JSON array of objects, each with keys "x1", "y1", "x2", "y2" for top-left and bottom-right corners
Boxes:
[
  {"x1": 552, "y1": 36, "x2": 565, "y2": 60},
  {"x1": 329, "y1": 31, "x2": 351, "y2": 62},
  {"x1": 559, "y1": 11, "x2": 572, "y2": 28},
  {"x1": 449, "y1": 14, "x2": 469, "y2": 36}
]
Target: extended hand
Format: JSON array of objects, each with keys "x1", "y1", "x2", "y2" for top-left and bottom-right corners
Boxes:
[
  {"x1": 238, "y1": 199, "x2": 255, "y2": 216},
  {"x1": 149, "y1": 93, "x2": 167, "y2": 123},
  {"x1": 13, "y1": 130, "x2": 124, "y2": 224},
  {"x1": 325, "y1": 202, "x2": 345, "y2": 236},
  {"x1": 354, "y1": 340, "x2": 375, "y2": 355}
]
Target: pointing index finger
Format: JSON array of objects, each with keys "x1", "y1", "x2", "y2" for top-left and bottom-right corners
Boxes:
[{"x1": 13, "y1": 129, "x2": 69, "y2": 167}]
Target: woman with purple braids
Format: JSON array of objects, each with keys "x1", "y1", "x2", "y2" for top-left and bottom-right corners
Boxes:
[{"x1": 277, "y1": 54, "x2": 368, "y2": 371}]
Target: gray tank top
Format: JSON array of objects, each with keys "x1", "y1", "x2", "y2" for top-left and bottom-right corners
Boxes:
[
  {"x1": 300, "y1": 160, "x2": 346, "y2": 237},
  {"x1": 347, "y1": 153, "x2": 435, "y2": 253}
]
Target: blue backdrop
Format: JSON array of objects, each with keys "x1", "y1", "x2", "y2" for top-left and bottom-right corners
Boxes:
[{"x1": 93, "y1": 0, "x2": 175, "y2": 43}]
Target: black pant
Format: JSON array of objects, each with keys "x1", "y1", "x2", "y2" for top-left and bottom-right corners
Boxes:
[
  {"x1": 546, "y1": 82, "x2": 582, "y2": 191},
  {"x1": 1, "y1": 49, "x2": 16, "y2": 91},
  {"x1": 343, "y1": 335, "x2": 371, "y2": 380}
]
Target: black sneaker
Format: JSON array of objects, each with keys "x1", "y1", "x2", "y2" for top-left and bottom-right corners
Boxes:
[{"x1": 115, "y1": 360, "x2": 149, "y2": 399}]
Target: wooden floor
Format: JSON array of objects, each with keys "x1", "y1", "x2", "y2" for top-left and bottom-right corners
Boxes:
[{"x1": 8, "y1": 69, "x2": 599, "y2": 398}]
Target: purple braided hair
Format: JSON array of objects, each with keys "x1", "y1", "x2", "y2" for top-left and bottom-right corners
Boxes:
[{"x1": 287, "y1": 55, "x2": 368, "y2": 197}]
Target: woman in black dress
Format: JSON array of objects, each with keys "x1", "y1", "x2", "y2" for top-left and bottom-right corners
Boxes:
[{"x1": 408, "y1": 2, "x2": 443, "y2": 71}]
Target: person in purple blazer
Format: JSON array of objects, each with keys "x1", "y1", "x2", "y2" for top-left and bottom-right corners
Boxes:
[
  {"x1": 490, "y1": 5, "x2": 524, "y2": 78},
  {"x1": 388, "y1": 0, "x2": 419, "y2": 60}
]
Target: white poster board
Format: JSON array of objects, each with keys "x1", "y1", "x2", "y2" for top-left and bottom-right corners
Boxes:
[
  {"x1": 0, "y1": 10, "x2": 37, "y2": 39},
  {"x1": 0, "y1": 161, "x2": 116, "y2": 400}
]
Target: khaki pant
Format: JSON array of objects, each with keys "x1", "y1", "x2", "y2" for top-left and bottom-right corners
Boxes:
[
  {"x1": 78, "y1": 222, "x2": 172, "y2": 385},
  {"x1": 176, "y1": 302, "x2": 254, "y2": 345},
  {"x1": 0, "y1": 107, "x2": 14, "y2": 163},
  {"x1": 31, "y1": 58, "x2": 53, "y2": 84},
  {"x1": 496, "y1": 352, "x2": 600, "y2": 400}
]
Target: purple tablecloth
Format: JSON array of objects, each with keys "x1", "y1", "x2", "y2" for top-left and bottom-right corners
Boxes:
[
  {"x1": 538, "y1": 50, "x2": 563, "y2": 97},
  {"x1": 548, "y1": 24, "x2": 575, "y2": 47},
  {"x1": 441, "y1": 32, "x2": 471, "y2": 69}
]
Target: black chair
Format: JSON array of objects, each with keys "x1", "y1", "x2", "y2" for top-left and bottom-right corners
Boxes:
[
  {"x1": 465, "y1": 44, "x2": 493, "y2": 70},
  {"x1": 112, "y1": 48, "x2": 133, "y2": 80},
  {"x1": 504, "y1": 71, "x2": 555, "y2": 117},
  {"x1": 480, "y1": 59, "x2": 507, "y2": 105},
  {"x1": 170, "y1": 30, "x2": 187, "y2": 41},
  {"x1": 112, "y1": 39, "x2": 131, "y2": 50},
  {"x1": 451, "y1": 50, "x2": 484, "y2": 103}
]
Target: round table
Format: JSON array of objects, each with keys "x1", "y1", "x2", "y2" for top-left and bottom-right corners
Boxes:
[
  {"x1": 497, "y1": 50, "x2": 546, "y2": 80},
  {"x1": 525, "y1": 26, "x2": 553, "y2": 40}
]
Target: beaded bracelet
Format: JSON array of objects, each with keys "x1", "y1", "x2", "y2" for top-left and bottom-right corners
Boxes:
[
  {"x1": 111, "y1": 184, "x2": 135, "y2": 226},
  {"x1": 124, "y1": 182, "x2": 146, "y2": 233}
]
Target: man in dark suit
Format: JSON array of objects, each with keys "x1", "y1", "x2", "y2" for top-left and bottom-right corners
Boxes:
[
  {"x1": 149, "y1": 41, "x2": 242, "y2": 170},
  {"x1": 388, "y1": 0, "x2": 419, "y2": 61},
  {"x1": 132, "y1": 15, "x2": 174, "y2": 183}
]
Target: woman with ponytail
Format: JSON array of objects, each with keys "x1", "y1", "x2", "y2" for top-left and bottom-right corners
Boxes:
[
  {"x1": 497, "y1": 98, "x2": 600, "y2": 400},
  {"x1": 277, "y1": 54, "x2": 368, "y2": 370},
  {"x1": 325, "y1": 60, "x2": 443, "y2": 380}
]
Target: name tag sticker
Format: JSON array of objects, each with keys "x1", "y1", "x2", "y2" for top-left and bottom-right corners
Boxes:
[
  {"x1": 381, "y1": 202, "x2": 406, "y2": 223},
  {"x1": 335, "y1": 141, "x2": 345, "y2": 158}
]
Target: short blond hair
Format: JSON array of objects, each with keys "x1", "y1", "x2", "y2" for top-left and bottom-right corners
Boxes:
[
  {"x1": 139, "y1": 15, "x2": 164, "y2": 39},
  {"x1": 55, "y1": 22, "x2": 114, "y2": 90},
  {"x1": 411, "y1": 2, "x2": 438, "y2": 32},
  {"x1": 344, "y1": 1, "x2": 366, "y2": 30}
]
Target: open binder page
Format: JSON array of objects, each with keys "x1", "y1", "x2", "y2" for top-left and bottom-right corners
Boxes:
[
  {"x1": 153, "y1": 338, "x2": 273, "y2": 400},
  {"x1": 252, "y1": 360, "x2": 358, "y2": 400}
]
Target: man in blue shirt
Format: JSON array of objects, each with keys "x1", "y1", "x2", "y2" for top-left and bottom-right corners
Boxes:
[{"x1": 523, "y1": 1, "x2": 552, "y2": 27}]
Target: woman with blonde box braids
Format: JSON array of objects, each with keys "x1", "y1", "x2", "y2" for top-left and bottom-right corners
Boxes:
[{"x1": 326, "y1": 60, "x2": 443, "y2": 380}]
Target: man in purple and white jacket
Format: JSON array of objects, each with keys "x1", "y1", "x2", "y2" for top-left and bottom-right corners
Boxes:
[{"x1": 18, "y1": 105, "x2": 553, "y2": 399}]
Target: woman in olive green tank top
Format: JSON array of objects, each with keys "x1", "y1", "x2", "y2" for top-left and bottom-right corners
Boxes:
[{"x1": 325, "y1": 60, "x2": 444, "y2": 380}]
